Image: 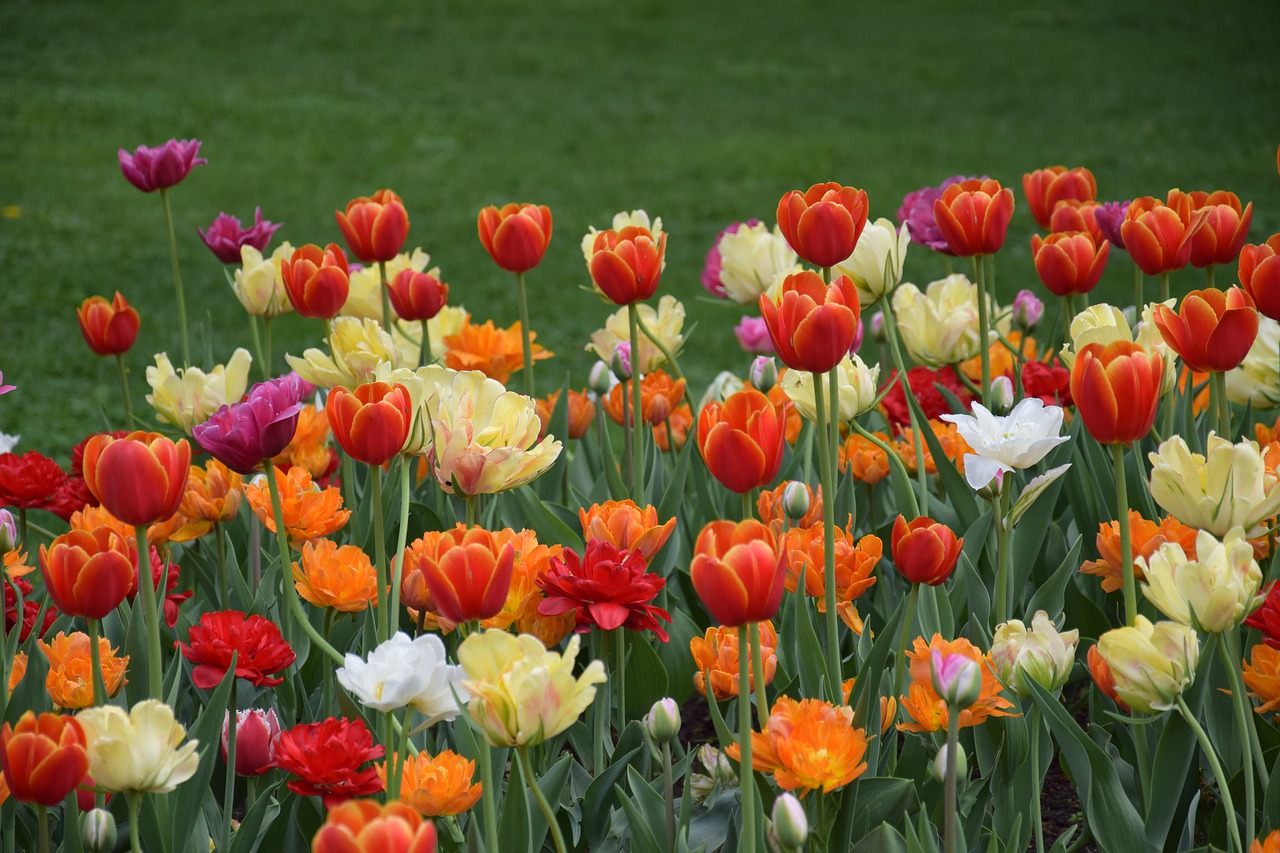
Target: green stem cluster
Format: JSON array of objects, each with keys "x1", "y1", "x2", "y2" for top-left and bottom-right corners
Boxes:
[
  {"x1": 628, "y1": 303, "x2": 645, "y2": 501},
  {"x1": 515, "y1": 271, "x2": 535, "y2": 398},
  {"x1": 134, "y1": 523, "x2": 163, "y2": 699},
  {"x1": 1111, "y1": 443, "x2": 1137, "y2": 626},
  {"x1": 737, "y1": 624, "x2": 757, "y2": 853},
  {"x1": 811, "y1": 373, "x2": 842, "y2": 699},
  {"x1": 159, "y1": 188, "x2": 190, "y2": 367},
  {"x1": 1176, "y1": 695, "x2": 1242, "y2": 853}
]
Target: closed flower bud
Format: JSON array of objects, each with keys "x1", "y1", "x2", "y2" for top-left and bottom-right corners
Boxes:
[
  {"x1": 782, "y1": 480, "x2": 812, "y2": 522},
  {"x1": 1139, "y1": 527, "x2": 1262, "y2": 633},
  {"x1": 749, "y1": 355, "x2": 778, "y2": 393},
  {"x1": 989, "y1": 375, "x2": 1015, "y2": 414},
  {"x1": 1096, "y1": 616, "x2": 1198, "y2": 713},
  {"x1": 0, "y1": 508, "x2": 15, "y2": 552},
  {"x1": 81, "y1": 808, "x2": 117, "y2": 853},
  {"x1": 610, "y1": 342, "x2": 632, "y2": 381},
  {"x1": 1012, "y1": 289, "x2": 1044, "y2": 331},
  {"x1": 930, "y1": 650, "x2": 983, "y2": 709},
  {"x1": 930, "y1": 743, "x2": 967, "y2": 783},
  {"x1": 588, "y1": 361, "x2": 617, "y2": 397},
  {"x1": 221, "y1": 708, "x2": 281, "y2": 777},
  {"x1": 869, "y1": 310, "x2": 886, "y2": 343},
  {"x1": 771, "y1": 792, "x2": 809, "y2": 851},
  {"x1": 988, "y1": 611, "x2": 1079, "y2": 696},
  {"x1": 644, "y1": 698, "x2": 681, "y2": 744}
]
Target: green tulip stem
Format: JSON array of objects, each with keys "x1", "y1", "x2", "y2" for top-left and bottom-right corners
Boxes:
[
  {"x1": 223, "y1": 668, "x2": 238, "y2": 853},
  {"x1": 1111, "y1": 443, "x2": 1137, "y2": 626},
  {"x1": 635, "y1": 310, "x2": 685, "y2": 381},
  {"x1": 1206, "y1": 264, "x2": 1216, "y2": 291},
  {"x1": 420, "y1": 318, "x2": 433, "y2": 367},
  {"x1": 213, "y1": 522, "x2": 229, "y2": 608},
  {"x1": 1212, "y1": 371, "x2": 1231, "y2": 439},
  {"x1": 1218, "y1": 630, "x2": 1256, "y2": 845},
  {"x1": 749, "y1": 621, "x2": 769, "y2": 730},
  {"x1": 515, "y1": 270, "x2": 536, "y2": 398},
  {"x1": 852, "y1": 420, "x2": 920, "y2": 519},
  {"x1": 812, "y1": 372, "x2": 841, "y2": 699},
  {"x1": 518, "y1": 746, "x2": 567, "y2": 853},
  {"x1": 384, "y1": 710, "x2": 397, "y2": 803},
  {"x1": 741, "y1": 491, "x2": 754, "y2": 523},
  {"x1": 737, "y1": 624, "x2": 757, "y2": 853},
  {"x1": 370, "y1": 466, "x2": 389, "y2": 642},
  {"x1": 1031, "y1": 703, "x2": 1044, "y2": 853},
  {"x1": 87, "y1": 617, "x2": 110, "y2": 708},
  {"x1": 159, "y1": 187, "x2": 190, "y2": 367},
  {"x1": 877, "y1": 294, "x2": 929, "y2": 516},
  {"x1": 894, "y1": 583, "x2": 921, "y2": 698},
  {"x1": 628, "y1": 303, "x2": 644, "y2": 501},
  {"x1": 1134, "y1": 266, "x2": 1145, "y2": 316},
  {"x1": 115, "y1": 353, "x2": 134, "y2": 429},
  {"x1": 379, "y1": 260, "x2": 393, "y2": 334},
  {"x1": 615, "y1": 629, "x2": 627, "y2": 733},
  {"x1": 134, "y1": 523, "x2": 163, "y2": 700},
  {"x1": 128, "y1": 792, "x2": 143, "y2": 853},
  {"x1": 992, "y1": 488, "x2": 1012, "y2": 627},
  {"x1": 592, "y1": 630, "x2": 610, "y2": 774},
  {"x1": 943, "y1": 705, "x2": 961, "y2": 853},
  {"x1": 389, "y1": 457, "x2": 412, "y2": 636},
  {"x1": 36, "y1": 805, "x2": 48, "y2": 853},
  {"x1": 661, "y1": 739, "x2": 676, "y2": 851},
  {"x1": 971, "y1": 256, "x2": 991, "y2": 409},
  {"x1": 262, "y1": 315, "x2": 273, "y2": 378},
  {"x1": 1176, "y1": 694, "x2": 1243, "y2": 853},
  {"x1": 476, "y1": 726, "x2": 500, "y2": 853}
]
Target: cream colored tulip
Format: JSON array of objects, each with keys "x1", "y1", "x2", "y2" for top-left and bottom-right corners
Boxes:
[
  {"x1": 1095, "y1": 616, "x2": 1198, "y2": 713},
  {"x1": 373, "y1": 362, "x2": 455, "y2": 455},
  {"x1": 581, "y1": 210, "x2": 664, "y2": 269},
  {"x1": 779, "y1": 355, "x2": 879, "y2": 422},
  {"x1": 1139, "y1": 527, "x2": 1262, "y2": 632},
  {"x1": 1148, "y1": 433, "x2": 1280, "y2": 537},
  {"x1": 146, "y1": 348, "x2": 253, "y2": 434},
  {"x1": 714, "y1": 222, "x2": 800, "y2": 305},
  {"x1": 832, "y1": 217, "x2": 909, "y2": 303},
  {"x1": 586, "y1": 294, "x2": 686, "y2": 374},
  {"x1": 1061, "y1": 301, "x2": 1176, "y2": 394},
  {"x1": 1227, "y1": 315, "x2": 1280, "y2": 406},
  {"x1": 285, "y1": 316, "x2": 416, "y2": 389},
  {"x1": 233, "y1": 242, "x2": 294, "y2": 317},
  {"x1": 988, "y1": 610, "x2": 1079, "y2": 696},
  {"x1": 891, "y1": 274, "x2": 995, "y2": 367},
  {"x1": 77, "y1": 700, "x2": 200, "y2": 794},
  {"x1": 425, "y1": 305, "x2": 469, "y2": 361}
]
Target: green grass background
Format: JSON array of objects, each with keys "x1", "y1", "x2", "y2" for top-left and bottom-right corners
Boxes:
[{"x1": 2, "y1": 0, "x2": 1278, "y2": 461}]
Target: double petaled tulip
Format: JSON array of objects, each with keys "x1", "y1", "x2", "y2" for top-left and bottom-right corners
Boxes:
[
  {"x1": 1030, "y1": 231, "x2": 1110, "y2": 297},
  {"x1": 117, "y1": 139, "x2": 206, "y2": 193},
  {"x1": 988, "y1": 611, "x2": 1079, "y2": 696},
  {"x1": 1152, "y1": 286, "x2": 1258, "y2": 373},
  {"x1": 932, "y1": 178, "x2": 1016, "y2": 257},
  {"x1": 0, "y1": 711, "x2": 90, "y2": 806},
  {"x1": 690, "y1": 519, "x2": 784, "y2": 627},
  {"x1": 697, "y1": 389, "x2": 788, "y2": 494},
  {"x1": 477, "y1": 203, "x2": 553, "y2": 273},
  {"x1": 312, "y1": 800, "x2": 438, "y2": 853},
  {"x1": 891, "y1": 515, "x2": 963, "y2": 586},
  {"x1": 775, "y1": 182, "x2": 870, "y2": 268},
  {"x1": 588, "y1": 225, "x2": 668, "y2": 305},
  {"x1": 387, "y1": 269, "x2": 449, "y2": 322},
  {"x1": 1022, "y1": 166, "x2": 1097, "y2": 230},
  {"x1": 326, "y1": 382, "x2": 412, "y2": 466},
  {"x1": 1148, "y1": 433, "x2": 1280, "y2": 538},
  {"x1": 1095, "y1": 616, "x2": 1198, "y2": 713},
  {"x1": 336, "y1": 189, "x2": 410, "y2": 264},
  {"x1": 281, "y1": 243, "x2": 350, "y2": 319},
  {"x1": 1069, "y1": 340, "x2": 1164, "y2": 445},
  {"x1": 222, "y1": 708, "x2": 281, "y2": 777},
  {"x1": 82, "y1": 431, "x2": 191, "y2": 527},
  {"x1": 39, "y1": 527, "x2": 135, "y2": 619},
  {"x1": 76, "y1": 699, "x2": 200, "y2": 794},
  {"x1": 758, "y1": 270, "x2": 861, "y2": 374},
  {"x1": 1120, "y1": 194, "x2": 1203, "y2": 276},
  {"x1": 77, "y1": 293, "x2": 140, "y2": 357},
  {"x1": 417, "y1": 531, "x2": 516, "y2": 624},
  {"x1": 1238, "y1": 235, "x2": 1280, "y2": 322},
  {"x1": 192, "y1": 373, "x2": 310, "y2": 475},
  {"x1": 1186, "y1": 190, "x2": 1252, "y2": 269}
]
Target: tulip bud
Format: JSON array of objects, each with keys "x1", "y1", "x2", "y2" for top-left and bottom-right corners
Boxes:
[
  {"x1": 930, "y1": 650, "x2": 983, "y2": 709},
  {"x1": 588, "y1": 360, "x2": 616, "y2": 397},
  {"x1": 610, "y1": 342, "x2": 632, "y2": 381},
  {"x1": 750, "y1": 356, "x2": 778, "y2": 393},
  {"x1": 0, "y1": 508, "x2": 16, "y2": 552},
  {"x1": 869, "y1": 310, "x2": 886, "y2": 343},
  {"x1": 782, "y1": 481, "x2": 812, "y2": 521},
  {"x1": 222, "y1": 708, "x2": 282, "y2": 777},
  {"x1": 931, "y1": 743, "x2": 968, "y2": 783},
  {"x1": 643, "y1": 697, "x2": 681, "y2": 744},
  {"x1": 771, "y1": 792, "x2": 809, "y2": 851},
  {"x1": 1011, "y1": 289, "x2": 1044, "y2": 331},
  {"x1": 989, "y1": 375, "x2": 1015, "y2": 414},
  {"x1": 81, "y1": 809, "x2": 117, "y2": 853},
  {"x1": 848, "y1": 316, "x2": 865, "y2": 354}
]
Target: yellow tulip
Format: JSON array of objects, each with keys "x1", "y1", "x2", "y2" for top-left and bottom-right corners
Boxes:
[
  {"x1": 988, "y1": 610, "x2": 1079, "y2": 696},
  {"x1": 1095, "y1": 616, "x2": 1198, "y2": 714},
  {"x1": 832, "y1": 217, "x2": 909, "y2": 303},
  {"x1": 285, "y1": 316, "x2": 416, "y2": 390},
  {"x1": 891, "y1": 274, "x2": 1000, "y2": 367},
  {"x1": 780, "y1": 354, "x2": 879, "y2": 422},
  {"x1": 145, "y1": 348, "x2": 253, "y2": 434},
  {"x1": 233, "y1": 242, "x2": 294, "y2": 317},
  {"x1": 1139, "y1": 527, "x2": 1262, "y2": 632},
  {"x1": 76, "y1": 699, "x2": 200, "y2": 794},
  {"x1": 714, "y1": 222, "x2": 800, "y2": 305},
  {"x1": 586, "y1": 294, "x2": 687, "y2": 374},
  {"x1": 1148, "y1": 433, "x2": 1280, "y2": 537}
]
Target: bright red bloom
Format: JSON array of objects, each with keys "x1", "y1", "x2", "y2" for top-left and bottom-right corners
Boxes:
[
  {"x1": 0, "y1": 451, "x2": 68, "y2": 511},
  {"x1": 223, "y1": 708, "x2": 281, "y2": 777},
  {"x1": 387, "y1": 269, "x2": 449, "y2": 322},
  {"x1": 879, "y1": 366, "x2": 974, "y2": 429},
  {"x1": 1021, "y1": 360, "x2": 1073, "y2": 408},
  {"x1": 1120, "y1": 193, "x2": 1204, "y2": 276},
  {"x1": 690, "y1": 520, "x2": 784, "y2": 628},
  {"x1": 326, "y1": 382, "x2": 412, "y2": 466},
  {"x1": 273, "y1": 717, "x2": 385, "y2": 808},
  {"x1": 932, "y1": 178, "x2": 1016, "y2": 257},
  {"x1": 417, "y1": 529, "x2": 515, "y2": 624},
  {"x1": 697, "y1": 389, "x2": 788, "y2": 494},
  {"x1": 76, "y1": 292, "x2": 140, "y2": 356},
  {"x1": 1186, "y1": 190, "x2": 1252, "y2": 269},
  {"x1": 588, "y1": 226, "x2": 668, "y2": 306},
  {"x1": 758, "y1": 270, "x2": 861, "y2": 374},
  {"x1": 0, "y1": 711, "x2": 89, "y2": 806},
  {"x1": 1152, "y1": 286, "x2": 1259, "y2": 373},
  {"x1": 282, "y1": 243, "x2": 351, "y2": 320},
  {"x1": 336, "y1": 189, "x2": 410, "y2": 264},
  {"x1": 117, "y1": 139, "x2": 205, "y2": 193},
  {"x1": 177, "y1": 610, "x2": 296, "y2": 690},
  {"x1": 81, "y1": 431, "x2": 190, "y2": 527},
  {"x1": 1030, "y1": 231, "x2": 1110, "y2": 297},
  {"x1": 1239, "y1": 235, "x2": 1280, "y2": 322},
  {"x1": 312, "y1": 799, "x2": 438, "y2": 853},
  {"x1": 477, "y1": 203, "x2": 552, "y2": 273},
  {"x1": 537, "y1": 539, "x2": 671, "y2": 640},
  {"x1": 1245, "y1": 582, "x2": 1280, "y2": 649},
  {"x1": 135, "y1": 547, "x2": 191, "y2": 629},
  {"x1": 39, "y1": 526, "x2": 135, "y2": 620},
  {"x1": 5, "y1": 574, "x2": 58, "y2": 641},
  {"x1": 891, "y1": 515, "x2": 963, "y2": 586},
  {"x1": 1070, "y1": 341, "x2": 1164, "y2": 445},
  {"x1": 1022, "y1": 166, "x2": 1097, "y2": 230},
  {"x1": 775, "y1": 182, "x2": 869, "y2": 268}
]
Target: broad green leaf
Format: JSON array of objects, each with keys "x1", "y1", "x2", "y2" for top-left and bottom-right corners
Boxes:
[
  {"x1": 1024, "y1": 535, "x2": 1082, "y2": 621},
  {"x1": 622, "y1": 634, "x2": 670, "y2": 720}
]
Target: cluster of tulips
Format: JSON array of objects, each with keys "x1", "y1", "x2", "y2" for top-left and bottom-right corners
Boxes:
[{"x1": 2, "y1": 136, "x2": 1280, "y2": 853}]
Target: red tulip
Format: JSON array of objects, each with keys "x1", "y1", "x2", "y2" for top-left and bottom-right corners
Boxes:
[
  {"x1": 776, "y1": 182, "x2": 869, "y2": 268},
  {"x1": 0, "y1": 711, "x2": 89, "y2": 806},
  {"x1": 758, "y1": 270, "x2": 860, "y2": 374},
  {"x1": 178, "y1": 609, "x2": 296, "y2": 690},
  {"x1": 697, "y1": 389, "x2": 788, "y2": 494},
  {"x1": 1048, "y1": 200, "x2": 1103, "y2": 246},
  {"x1": 336, "y1": 189, "x2": 410, "y2": 264},
  {"x1": 38, "y1": 526, "x2": 136, "y2": 620},
  {"x1": 281, "y1": 243, "x2": 350, "y2": 319},
  {"x1": 76, "y1": 292, "x2": 140, "y2": 357},
  {"x1": 932, "y1": 178, "x2": 1016, "y2": 257},
  {"x1": 418, "y1": 533, "x2": 515, "y2": 624},
  {"x1": 1152, "y1": 286, "x2": 1258, "y2": 373},
  {"x1": 1120, "y1": 193, "x2": 1205, "y2": 276},
  {"x1": 1069, "y1": 341, "x2": 1165, "y2": 445},
  {"x1": 222, "y1": 708, "x2": 281, "y2": 777},
  {"x1": 387, "y1": 269, "x2": 449, "y2": 322},
  {"x1": 690, "y1": 519, "x2": 784, "y2": 627},
  {"x1": 891, "y1": 515, "x2": 963, "y2": 586},
  {"x1": 1186, "y1": 190, "x2": 1252, "y2": 269},
  {"x1": 537, "y1": 539, "x2": 670, "y2": 639},
  {"x1": 477, "y1": 203, "x2": 552, "y2": 273},
  {"x1": 1030, "y1": 231, "x2": 1110, "y2": 297},
  {"x1": 1022, "y1": 166, "x2": 1097, "y2": 230},
  {"x1": 326, "y1": 382, "x2": 412, "y2": 466},
  {"x1": 588, "y1": 226, "x2": 667, "y2": 306},
  {"x1": 1239, "y1": 234, "x2": 1280, "y2": 322},
  {"x1": 82, "y1": 431, "x2": 190, "y2": 527}
]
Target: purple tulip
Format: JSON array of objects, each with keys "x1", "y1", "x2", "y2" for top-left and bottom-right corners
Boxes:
[
  {"x1": 192, "y1": 373, "x2": 313, "y2": 475},
  {"x1": 701, "y1": 219, "x2": 761, "y2": 297},
  {"x1": 198, "y1": 208, "x2": 283, "y2": 264},
  {"x1": 897, "y1": 175, "x2": 981, "y2": 254},
  {"x1": 733, "y1": 315, "x2": 776, "y2": 355},
  {"x1": 118, "y1": 139, "x2": 207, "y2": 193},
  {"x1": 930, "y1": 650, "x2": 983, "y2": 708},
  {"x1": 1094, "y1": 200, "x2": 1131, "y2": 251},
  {"x1": 1011, "y1": 289, "x2": 1044, "y2": 331}
]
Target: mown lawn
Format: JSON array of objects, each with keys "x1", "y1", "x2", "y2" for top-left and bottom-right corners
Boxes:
[{"x1": 2, "y1": 0, "x2": 1278, "y2": 459}]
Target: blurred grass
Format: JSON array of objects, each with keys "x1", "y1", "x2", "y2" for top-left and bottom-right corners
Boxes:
[{"x1": 1, "y1": 0, "x2": 1278, "y2": 460}]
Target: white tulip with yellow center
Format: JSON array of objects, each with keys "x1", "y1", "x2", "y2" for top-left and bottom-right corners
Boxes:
[
  {"x1": 146, "y1": 348, "x2": 253, "y2": 434},
  {"x1": 780, "y1": 354, "x2": 879, "y2": 422},
  {"x1": 1139, "y1": 527, "x2": 1263, "y2": 633},
  {"x1": 1148, "y1": 433, "x2": 1280, "y2": 537},
  {"x1": 586, "y1": 294, "x2": 686, "y2": 374}
]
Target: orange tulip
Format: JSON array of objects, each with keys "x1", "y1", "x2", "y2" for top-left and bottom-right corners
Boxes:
[
  {"x1": 311, "y1": 799, "x2": 438, "y2": 853},
  {"x1": 755, "y1": 481, "x2": 823, "y2": 534},
  {"x1": 1243, "y1": 643, "x2": 1280, "y2": 716},
  {"x1": 892, "y1": 515, "x2": 963, "y2": 586},
  {"x1": 281, "y1": 243, "x2": 350, "y2": 319},
  {"x1": 588, "y1": 225, "x2": 667, "y2": 306},
  {"x1": 443, "y1": 319, "x2": 552, "y2": 384},
  {"x1": 652, "y1": 403, "x2": 692, "y2": 453},
  {"x1": 1069, "y1": 340, "x2": 1164, "y2": 445},
  {"x1": 579, "y1": 500, "x2": 676, "y2": 562},
  {"x1": 775, "y1": 182, "x2": 869, "y2": 268},
  {"x1": 327, "y1": 382, "x2": 412, "y2": 466},
  {"x1": 1153, "y1": 286, "x2": 1258, "y2": 373},
  {"x1": 839, "y1": 432, "x2": 890, "y2": 484},
  {"x1": 335, "y1": 189, "x2": 409, "y2": 264},
  {"x1": 1238, "y1": 234, "x2": 1280, "y2": 322},
  {"x1": 932, "y1": 178, "x2": 1016, "y2": 257},
  {"x1": 758, "y1": 270, "x2": 861, "y2": 374},
  {"x1": 1186, "y1": 190, "x2": 1252, "y2": 269},
  {"x1": 39, "y1": 527, "x2": 135, "y2": 619},
  {"x1": 387, "y1": 269, "x2": 448, "y2": 322},
  {"x1": 690, "y1": 519, "x2": 783, "y2": 627},
  {"x1": 82, "y1": 431, "x2": 190, "y2": 527},
  {"x1": 691, "y1": 621, "x2": 778, "y2": 701},
  {"x1": 697, "y1": 389, "x2": 788, "y2": 494},
  {"x1": 246, "y1": 465, "x2": 350, "y2": 546},
  {"x1": 38, "y1": 631, "x2": 128, "y2": 710},
  {"x1": 76, "y1": 292, "x2": 140, "y2": 356},
  {"x1": 1030, "y1": 231, "x2": 1110, "y2": 297},
  {"x1": 272, "y1": 403, "x2": 337, "y2": 482},
  {"x1": 727, "y1": 696, "x2": 868, "y2": 793},
  {"x1": 477, "y1": 203, "x2": 552, "y2": 273},
  {"x1": 293, "y1": 539, "x2": 378, "y2": 612},
  {"x1": 534, "y1": 389, "x2": 595, "y2": 441},
  {"x1": 1086, "y1": 645, "x2": 1130, "y2": 712},
  {"x1": 8, "y1": 652, "x2": 26, "y2": 697},
  {"x1": 1048, "y1": 199, "x2": 1103, "y2": 246},
  {"x1": 416, "y1": 527, "x2": 515, "y2": 624},
  {"x1": 1022, "y1": 166, "x2": 1097, "y2": 230},
  {"x1": 601, "y1": 370, "x2": 686, "y2": 428},
  {"x1": 380, "y1": 750, "x2": 481, "y2": 817},
  {"x1": 1079, "y1": 511, "x2": 1198, "y2": 593},
  {"x1": 0, "y1": 711, "x2": 89, "y2": 806},
  {"x1": 1120, "y1": 193, "x2": 1204, "y2": 276},
  {"x1": 782, "y1": 523, "x2": 879, "y2": 632},
  {"x1": 178, "y1": 457, "x2": 243, "y2": 527}
]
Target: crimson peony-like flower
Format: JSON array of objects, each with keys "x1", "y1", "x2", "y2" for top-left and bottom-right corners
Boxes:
[
  {"x1": 0, "y1": 451, "x2": 68, "y2": 511},
  {"x1": 273, "y1": 717, "x2": 385, "y2": 808},
  {"x1": 537, "y1": 539, "x2": 671, "y2": 641},
  {"x1": 1246, "y1": 582, "x2": 1280, "y2": 649},
  {"x1": 878, "y1": 366, "x2": 974, "y2": 429},
  {"x1": 177, "y1": 610, "x2": 296, "y2": 690}
]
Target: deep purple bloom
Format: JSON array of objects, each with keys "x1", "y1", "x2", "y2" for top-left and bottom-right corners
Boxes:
[
  {"x1": 701, "y1": 219, "x2": 761, "y2": 297},
  {"x1": 198, "y1": 208, "x2": 283, "y2": 264},
  {"x1": 897, "y1": 175, "x2": 978, "y2": 254},
  {"x1": 1094, "y1": 200, "x2": 1131, "y2": 251},
  {"x1": 192, "y1": 373, "x2": 313, "y2": 474},
  {"x1": 118, "y1": 139, "x2": 207, "y2": 193}
]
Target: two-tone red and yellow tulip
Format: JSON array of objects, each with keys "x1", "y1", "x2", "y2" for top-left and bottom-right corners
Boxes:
[
  {"x1": 82, "y1": 431, "x2": 190, "y2": 527},
  {"x1": 1240, "y1": 234, "x2": 1280, "y2": 322},
  {"x1": 758, "y1": 270, "x2": 861, "y2": 374},
  {"x1": 775, "y1": 182, "x2": 870, "y2": 268},
  {"x1": 281, "y1": 243, "x2": 350, "y2": 319},
  {"x1": 39, "y1": 526, "x2": 136, "y2": 619},
  {"x1": 690, "y1": 520, "x2": 784, "y2": 627},
  {"x1": 1030, "y1": 231, "x2": 1110, "y2": 297},
  {"x1": 326, "y1": 382, "x2": 412, "y2": 467},
  {"x1": 1069, "y1": 340, "x2": 1164, "y2": 445},
  {"x1": 477, "y1": 203, "x2": 552, "y2": 273},
  {"x1": 891, "y1": 515, "x2": 963, "y2": 586},
  {"x1": 697, "y1": 389, "x2": 788, "y2": 494},
  {"x1": 1186, "y1": 190, "x2": 1252, "y2": 269},
  {"x1": 588, "y1": 225, "x2": 667, "y2": 306},
  {"x1": 1022, "y1": 166, "x2": 1097, "y2": 230},
  {"x1": 387, "y1": 269, "x2": 449, "y2": 322},
  {"x1": 76, "y1": 292, "x2": 140, "y2": 357},
  {"x1": 335, "y1": 189, "x2": 410, "y2": 264},
  {"x1": 1120, "y1": 194, "x2": 1204, "y2": 276},
  {"x1": 932, "y1": 178, "x2": 1015, "y2": 257},
  {"x1": 1153, "y1": 286, "x2": 1259, "y2": 373},
  {"x1": 0, "y1": 711, "x2": 90, "y2": 806},
  {"x1": 417, "y1": 529, "x2": 516, "y2": 624}
]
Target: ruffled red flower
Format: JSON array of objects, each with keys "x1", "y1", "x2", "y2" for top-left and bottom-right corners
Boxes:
[
  {"x1": 0, "y1": 452, "x2": 68, "y2": 511},
  {"x1": 537, "y1": 539, "x2": 671, "y2": 641},
  {"x1": 1246, "y1": 582, "x2": 1280, "y2": 649},
  {"x1": 273, "y1": 717, "x2": 385, "y2": 808},
  {"x1": 1021, "y1": 360, "x2": 1073, "y2": 408},
  {"x1": 177, "y1": 610, "x2": 296, "y2": 690},
  {"x1": 879, "y1": 367, "x2": 974, "y2": 429},
  {"x1": 133, "y1": 548, "x2": 191, "y2": 629},
  {"x1": 4, "y1": 575, "x2": 57, "y2": 641}
]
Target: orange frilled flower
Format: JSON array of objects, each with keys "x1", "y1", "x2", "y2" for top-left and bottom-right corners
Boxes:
[
  {"x1": 246, "y1": 465, "x2": 350, "y2": 547},
  {"x1": 1153, "y1": 286, "x2": 1259, "y2": 374},
  {"x1": 601, "y1": 370, "x2": 686, "y2": 428},
  {"x1": 380, "y1": 749, "x2": 481, "y2": 817},
  {"x1": 653, "y1": 403, "x2": 693, "y2": 453},
  {"x1": 37, "y1": 631, "x2": 128, "y2": 710},
  {"x1": 894, "y1": 419, "x2": 971, "y2": 476},
  {"x1": 171, "y1": 457, "x2": 243, "y2": 542},
  {"x1": 697, "y1": 388, "x2": 789, "y2": 494},
  {"x1": 758, "y1": 271, "x2": 861, "y2": 375},
  {"x1": 897, "y1": 634, "x2": 1016, "y2": 733},
  {"x1": 1252, "y1": 829, "x2": 1280, "y2": 853},
  {"x1": 579, "y1": 500, "x2": 676, "y2": 562},
  {"x1": 727, "y1": 696, "x2": 868, "y2": 795},
  {"x1": 311, "y1": 799, "x2": 437, "y2": 853},
  {"x1": 933, "y1": 179, "x2": 1016, "y2": 257},
  {"x1": 691, "y1": 621, "x2": 778, "y2": 702},
  {"x1": 4, "y1": 548, "x2": 34, "y2": 580},
  {"x1": 1186, "y1": 190, "x2": 1252, "y2": 269},
  {"x1": 272, "y1": 403, "x2": 337, "y2": 482},
  {"x1": 1120, "y1": 193, "x2": 1204, "y2": 276},
  {"x1": 783, "y1": 522, "x2": 880, "y2": 634},
  {"x1": 535, "y1": 389, "x2": 595, "y2": 441},
  {"x1": 756, "y1": 482, "x2": 823, "y2": 535},
  {"x1": 775, "y1": 182, "x2": 870, "y2": 269},
  {"x1": 960, "y1": 332, "x2": 1037, "y2": 383},
  {"x1": 839, "y1": 432, "x2": 890, "y2": 484},
  {"x1": 842, "y1": 677, "x2": 898, "y2": 735},
  {"x1": 1244, "y1": 643, "x2": 1280, "y2": 718},
  {"x1": 293, "y1": 538, "x2": 378, "y2": 612},
  {"x1": 443, "y1": 318, "x2": 552, "y2": 385},
  {"x1": 1258, "y1": 412, "x2": 1280, "y2": 447},
  {"x1": 1079, "y1": 511, "x2": 1199, "y2": 593},
  {"x1": 1022, "y1": 166, "x2": 1097, "y2": 230},
  {"x1": 8, "y1": 652, "x2": 26, "y2": 697}
]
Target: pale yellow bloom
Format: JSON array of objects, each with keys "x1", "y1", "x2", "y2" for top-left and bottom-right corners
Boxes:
[
  {"x1": 1095, "y1": 616, "x2": 1198, "y2": 713},
  {"x1": 988, "y1": 610, "x2": 1079, "y2": 696},
  {"x1": 1148, "y1": 433, "x2": 1280, "y2": 537},
  {"x1": 586, "y1": 295, "x2": 686, "y2": 374},
  {"x1": 1227, "y1": 315, "x2": 1280, "y2": 407},
  {"x1": 459, "y1": 630, "x2": 606, "y2": 747},
  {"x1": 715, "y1": 222, "x2": 800, "y2": 305},
  {"x1": 425, "y1": 306, "x2": 469, "y2": 361},
  {"x1": 891, "y1": 274, "x2": 999, "y2": 367},
  {"x1": 285, "y1": 316, "x2": 417, "y2": 389},
  {"x1": 580, "y1": 210, "x2": 664, "y2": 269},
  {"x1": 832, "y1": 217, "x2": 909, "y2": 303},
  {"x1": 1061, "y1": 302, "x2": 1175, "y2": 394},
  {"x1": 780, "y1": 354, "x2": 880, "y2": 422},
  {"x1": 341, "y1": 248, "x2": 435, "y2": 322},
  {"x1": 1139, "y1": 527, "x2": 1262, "y2": 633},
  {"x1": 77, "y1": 699, "x2": 200, "y2": 794},
  {"x1": 373, "y1": 362, "x2": 456, "y2": 455},
  {"x1": 233, "y1": 242, "x2": 294, "y2": 317},
  {"x1": 146, "y1": 348, "x2": 253, "y2": 434}
]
